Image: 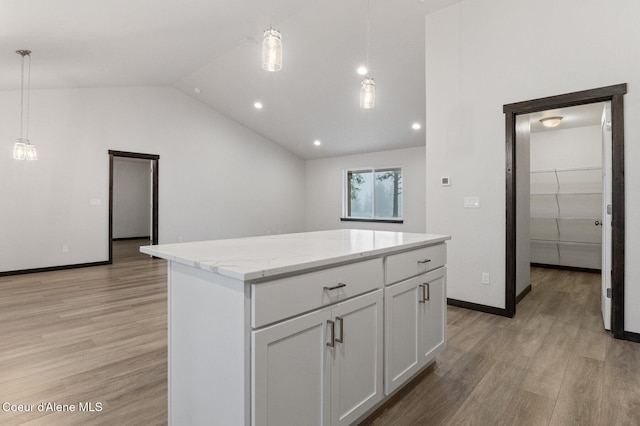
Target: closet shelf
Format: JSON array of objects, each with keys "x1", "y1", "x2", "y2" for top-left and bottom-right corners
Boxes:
[
  {"x1": 530, "y1": 166, "x2": 601, "y2": 174},
  {"x1": 530, "y1": 192, "x2": 601, "y2": 196},
  {"x1": 531, "y1": 239, "x2": 601, "y2": 246},
  {"x1": 530, "y1": 166, "x2": 602, "y2": 269},
  {"x1": 530, "y1": 216, "x2": 601, "y2": 221}
]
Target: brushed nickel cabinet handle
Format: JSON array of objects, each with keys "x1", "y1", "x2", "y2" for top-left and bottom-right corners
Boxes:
[
  {"x1": 335, "y1": 316, "x2": 344, "y2": 344},
  {"x1": 327, "y1": 320, "x2": 335, "y2": 347},
  {"x1": 323, "y1": 283, "x2": 347, "y2": 291},
  {"x1": 418, "y1": 259, "x2": 431, "y2": 264},
  {"x1": 419, "y1": 283, "x2": 430, "y2": 303}
]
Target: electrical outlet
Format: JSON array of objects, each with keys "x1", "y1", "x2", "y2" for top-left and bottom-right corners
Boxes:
[
  {"x1": 62, "y1": 245, "x2": 69, "y2": 253},
  {"x1": 481, "y1": 272, "x2": 490, "y2": 285}
]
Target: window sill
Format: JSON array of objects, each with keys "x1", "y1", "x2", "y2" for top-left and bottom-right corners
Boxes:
[{"x1": 340, "y1": 218, "x2": 404, "y2": 224}]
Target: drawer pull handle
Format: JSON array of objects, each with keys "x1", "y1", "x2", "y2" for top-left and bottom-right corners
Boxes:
[
  {"x1": 327, "y1": 320, "x2": 335, "y2": 347},
  {"x1": 335, "y1": 316, "x2": 344, "y2": 344},
  {"x1": 418, "y1": 259, "x2": 432, "y2": 264},
  {"x1": 323, "y1": 283, "x2": 347, "y2": 291},
  {"x1": 419, "y1": 283, "x2": 430, "y2": 303}
]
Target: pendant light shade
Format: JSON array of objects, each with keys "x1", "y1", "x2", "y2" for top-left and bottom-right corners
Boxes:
[
  {"x1": 360, "y1": 77, "x2": 375, "y2": 109},
  {"x1": 360, "y1": 0, "x2": 375, "y2": 109},
  {"x1": 12, "y1": 50, "x2": 37, "y2": 161},
  {"x1": 262, "y1": 27, "x2": 282, "y2": 72}
]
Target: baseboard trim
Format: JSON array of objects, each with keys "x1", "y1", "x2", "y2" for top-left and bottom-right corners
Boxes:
[
  {"x1": 516, "y1": 284, "x2": 532, "y2": 304},
  {"x1": 530, "y1": 263, "x2": 600, "y2": 274},
  {"x1": 447, "y1": 298, "x2": 511, "y2": 318},
  {"x1": 0, "y1": 261, "x2": 111, "y2": 277},
  {"x1": 623, "y1": 331, "x2": 640, "y2": 343},
  {"x1": 112, "y1": 236, "x2": 150, "y2": 241}
]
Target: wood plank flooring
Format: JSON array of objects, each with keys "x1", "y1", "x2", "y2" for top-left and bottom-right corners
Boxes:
[
  {"x1": 1, "y1": 245, "x2": 639, "y2": 425},
  {"x1": 364, "y1": 267, "x2": 640, "y2": 425},
  {"x1": 0, "y1": 240, "x2": 167, "y2": 425}
]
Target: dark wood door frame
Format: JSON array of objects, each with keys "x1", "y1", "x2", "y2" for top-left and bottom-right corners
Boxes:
[
  {"x1": 108, "y1": 150, "x2": 160, "y2": 263},
  {"x1": 503, "y1": 84, "x2": 626, "y2": 338}
]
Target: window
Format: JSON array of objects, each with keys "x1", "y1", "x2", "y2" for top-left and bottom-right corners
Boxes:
[{"x1": 343, "y1": 167, "x2": 403, "y2": 222}]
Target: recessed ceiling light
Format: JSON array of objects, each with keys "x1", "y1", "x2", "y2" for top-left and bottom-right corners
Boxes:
[
  {"x1": 313, "y1": 140, "x2": 321, "y2": 146},
  {"x1": 411, "y1": 122, "x2": 421, "y2": 130},
  {"x1": 540, "y1": 116, "x2": 562, "y2": 127},
  {"x1": 357, "y1": 66, "x2": 368, "y2": 76},
  {"x1": 254, "y1": 101, "x2": 263, "y2": 109},
  {"x1": 193, "y1": 87, "x2": 202, "y2": 94}
]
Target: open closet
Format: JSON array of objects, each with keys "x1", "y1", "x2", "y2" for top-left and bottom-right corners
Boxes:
[{"x1": 526, "y1": 101, "x2": 611, "y2": 328}]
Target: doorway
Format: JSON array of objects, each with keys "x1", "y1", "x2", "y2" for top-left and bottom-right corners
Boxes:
[
  {"x1": 503, "y1": 84, "x2": 626, "y2": 339},
  {"x1": 108, "y1": 150, "x2": 159, "y2": 263}
]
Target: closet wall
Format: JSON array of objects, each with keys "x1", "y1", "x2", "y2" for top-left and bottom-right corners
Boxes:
[{"x1": 530, "y1": 124, "x2": 602, "y2": 270}]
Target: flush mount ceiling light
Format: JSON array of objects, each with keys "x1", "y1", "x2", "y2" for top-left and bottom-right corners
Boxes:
[
  {"x1": 12, "y1": 50, "x2": 37, "y2": 161},
  {"x1": 540, "y1": 116, "x2": 563, "y2": 128},
  {"x1": 356, "y1": 66, "x2": 368, "y2": 76},
  {"x1": 359, "y1": 0, "x2": 375, "y2": 109},
  {"x1": 262, "y1": 26, "x2": 282, "y2": 72},
  {"x1": 411, "y1": 122, "x2": 421, "y2": 130},
  {"x1": 254, "y1": 101, "x2": 263, "y2": 109},
  {"x1": 313, "y1": 140, "x2": 321, "y2": 146}
]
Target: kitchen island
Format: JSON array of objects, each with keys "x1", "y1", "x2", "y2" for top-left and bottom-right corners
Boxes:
[{"x1": 142, "y1": 229, "x2": 450, "y2": 425}]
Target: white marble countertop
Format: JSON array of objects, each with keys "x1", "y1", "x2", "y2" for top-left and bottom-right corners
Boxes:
[{"x1": 140, "y1": 229, "x2": 450, "y2": 281}]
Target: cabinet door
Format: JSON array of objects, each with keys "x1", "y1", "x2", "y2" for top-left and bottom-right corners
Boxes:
[
  {"x1": 252, "y1": 308, "x2": 332, "y2": 426},
  {"x1": 418, "y1": 267, "x2": 447, "y2": 366},
  {"x1": 384, "y1": 276, "x2": 421, "y2": 395},
  {"x1": 331, "y1": 290, "x2": 384, "y2": 426}
]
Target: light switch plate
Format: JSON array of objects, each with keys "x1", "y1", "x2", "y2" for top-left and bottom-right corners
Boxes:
[{"x1": 464, "y1": 197, "x2": 480, "y2": 208}]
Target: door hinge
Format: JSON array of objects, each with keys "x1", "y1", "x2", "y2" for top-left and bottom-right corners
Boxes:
[
  {"x1": 607, "y1": 288, "x2": 612, "y2": 298},
  {"x1": 607, "y1": 204, "x2": 612, "y2": 215}
]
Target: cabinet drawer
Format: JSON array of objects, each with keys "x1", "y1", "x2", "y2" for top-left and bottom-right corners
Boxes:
[
  {"x1": 252, "y1": 258, "x2": 383, "y2": 328},
  {"x1": 386, "y1": 244, "x2": 446, "y2": 285}
]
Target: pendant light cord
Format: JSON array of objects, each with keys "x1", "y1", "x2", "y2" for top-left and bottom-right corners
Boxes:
[
  {"x1": 19, "y1": 53, "x2": 25, "y2": 139},
  {"x1": 17, "y1": 52, "x2": 31, "y2": 140},
  {"x1": 366, "y1": 0, "x2": 370, "y2": 70},
  {"x1": 26, "y1": 54, "x2": 31, "y2": 140}
]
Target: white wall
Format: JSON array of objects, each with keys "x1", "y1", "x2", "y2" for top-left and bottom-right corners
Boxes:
[
  {"x1": 425, "y1": 0, "x2": 640, "y2": 333},
  {"x1": 530, "y1": 125, "x2": 602, "y2": 170},
  {"x1": 305, "y1": 147, "x2": 426, "y2": 233},
  {"x1": 0, "y1": 86, "x2": 305, "y2": 272},
  {"x1": 113, "y1": 158, "x2": 151, "y2": 239}
]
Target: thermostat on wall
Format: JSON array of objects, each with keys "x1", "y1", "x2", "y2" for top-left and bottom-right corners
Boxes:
[{"x1": 441, "y1": 176, "x2": 451, "y2": 186}]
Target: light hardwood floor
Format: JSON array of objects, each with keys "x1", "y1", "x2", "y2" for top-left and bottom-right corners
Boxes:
[
  {"x1": 0, "y1": 240, "x2": 167, "y2": 425},
  {"x1": 364, "y1": 267, "x2": 640, "y2": 425},
  {"x1": 1, "y1": 244, "x2": 639, "y2": 425}
]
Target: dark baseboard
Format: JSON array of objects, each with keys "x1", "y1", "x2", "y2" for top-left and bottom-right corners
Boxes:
[
  {"x1": 516, "y1": 284, "x2": 532, "y2": 304},
  {"x1": 0, "y1": 261, "x2": 111, "y2": 277},
  {"x1": 623, "y1": 331, "x2": 640, "y2": 343},
  {"x1": 447, "y1": 298, "x2": 512, "y2": 318},
  {"x1": 112, "y1": 236, "x2": 150, "y2": 241},
  {"x1": 530, "y1": 263, "x2": 601, "y2": 274}
]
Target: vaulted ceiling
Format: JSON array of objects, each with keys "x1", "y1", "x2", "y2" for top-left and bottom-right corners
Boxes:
[{"x1": 1, "y1": 0, "x2": 461, "y2": 159}]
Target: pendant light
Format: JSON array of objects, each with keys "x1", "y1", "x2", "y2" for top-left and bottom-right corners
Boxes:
[
  {"x1": 13, "y1": 50, "x2": 37, "y2": 161},
  {"x1": 359, "y1": 0, "x2": 375, "y2": 109},
  {"x1": 262, "y1": 26, "x2": 282, "y2": 72}
]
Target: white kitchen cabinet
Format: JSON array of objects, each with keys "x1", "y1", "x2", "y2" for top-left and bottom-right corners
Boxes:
[
  {"x1": 141, "y1": 230, "x2": 450, "y2": 425},
  {"x1": 385, "y1": 267, "x2": 446, "y2": 395},
  {"x1": 252, "y1": 290, "x2": 383, "y2": 426}
]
